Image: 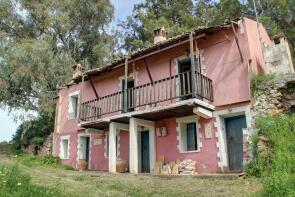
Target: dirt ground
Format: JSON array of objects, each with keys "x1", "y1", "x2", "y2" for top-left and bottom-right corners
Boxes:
[{"x1": 0, "y1": 155, "x2": 261, "y2": 197}]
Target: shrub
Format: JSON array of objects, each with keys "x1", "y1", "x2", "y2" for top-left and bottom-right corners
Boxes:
[
  {"x1": 41, "y1": 155, "x2": 60, "y2": 165},
  {"x1": 31, "y1": 137, "x2": 44, "y2": 146},
  {"x1": 11, "y1": 111, "x2": 54, "y2": 153},
  {"x1": 245, "y1": 114, "x2": 295, "y2": 196},
  {"x1": 0, "y1": 164, "x2": 64, "y2": 197},
  {"x1": 15, "y1": 154, "x2": 73, "y2": 170}
]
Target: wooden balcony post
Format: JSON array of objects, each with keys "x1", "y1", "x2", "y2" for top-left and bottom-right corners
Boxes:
[
  {"x1": 78, "y1": 75, "x2": 85, "y2": 122},
  {"x1": 190, "y1": 32, "x2": 197, "y2": 98},
  {"x1": 124, "y1": 57, "x2": 128, "y2": 112}
]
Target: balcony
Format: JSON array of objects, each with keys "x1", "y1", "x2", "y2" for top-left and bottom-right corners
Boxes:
[{"x1": 79, "y1": 71, "x2": 214, "y2": 129}]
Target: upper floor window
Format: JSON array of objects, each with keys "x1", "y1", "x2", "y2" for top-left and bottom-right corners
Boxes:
[{"x1": 68, "y1": 91, "x2": 80, "y2": 119}]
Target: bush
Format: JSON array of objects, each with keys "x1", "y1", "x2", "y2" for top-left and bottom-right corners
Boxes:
[
  {"x1": 31, "y1": 137, "x2": 44, "y2": 146},
  {"x1": 11, "y1": 111, "x2": 54, "y2": 153},
  {"x1": 245, "y1": 114, "x2": 295, "y2": 196},
  {"x1": 0, "y1": 164, "x2": 64, "y2": 197},
  {"x1": 15, "y1": 154, "x2": 73, "y2": 170},
  {"x1": 41, "y1": 155, "x2": 60, "y2": 165}
]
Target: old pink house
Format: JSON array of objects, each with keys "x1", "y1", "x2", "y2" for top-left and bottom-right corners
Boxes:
[{"x1": 53, "y1": 18, "x2": 279, "y2": 174}]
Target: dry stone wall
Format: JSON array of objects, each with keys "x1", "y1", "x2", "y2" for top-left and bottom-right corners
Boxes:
[{"x1": 251, "y1": 73, "x2": 295, "y2": 126}]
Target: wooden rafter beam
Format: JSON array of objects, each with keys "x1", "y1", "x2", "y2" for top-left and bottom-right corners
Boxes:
[
  {"x1": 143, "y1": 58, "x2": 153, "y2": 84},
  {"x1": 231, "y1": 23, "x2": 244, "y2": 63},
  {"x1": 89, "y1": 76, "x2": 99, "y2": 99}
]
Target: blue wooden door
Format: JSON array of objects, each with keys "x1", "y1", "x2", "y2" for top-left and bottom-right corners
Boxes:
[
  {"x1": 225, "y1": 115, "x2": 246, "y2": 171},
  {"x1": 141, "y1": 131, "x2": 150, "y2": 173}
]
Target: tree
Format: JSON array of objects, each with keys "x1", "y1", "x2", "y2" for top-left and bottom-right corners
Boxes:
[
  {"x1": 120, "y1": 0, "x2": 199, "y2": 51},
  {"x1": 122, "y1": 0, "x2": 294, "y2": 61},
  {"x1": 0, "y1": 0, "x2": 115, "y2": 115},
  {"x1": 11, "y1": 111, "x2": 54, "y2": 153}
]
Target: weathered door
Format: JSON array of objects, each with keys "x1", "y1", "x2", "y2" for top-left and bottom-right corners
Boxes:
[
  {"x1": 178, "y1": 58, "x2": 192, "y2": 100},
  {"x1": 186, "y1": 123, "x2": 197, "y2": 151},
  {"x1": 225, "y1": 115, "x2": 247, "y2": 171},
  {"x1": 85, "y1": 137, "x2": 90, "y2": 164},
  {"x1": 121, "y1": 79, "x2": 134, "y2": 112},
  {"x1": 141, "y1": 131, "x2": 150, "y2": 173}
]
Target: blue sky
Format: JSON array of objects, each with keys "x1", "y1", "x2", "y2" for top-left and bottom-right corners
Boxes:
[{"x1": 0, "y1": 0, "x2": 144, "y2": 142}]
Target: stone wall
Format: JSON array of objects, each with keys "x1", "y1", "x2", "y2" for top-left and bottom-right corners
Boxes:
[
  {"x1": 22, "y1": 133, "x2": 53, "y2": 156},
  {"x1": 264, "y1": 36, "x2": 294, "y2": 74},
  {"x1": 251, "y1": 73, "x2": 295, "y2": 126}
]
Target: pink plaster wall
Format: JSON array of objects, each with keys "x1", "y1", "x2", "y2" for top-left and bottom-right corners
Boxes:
[
  {"x1": 57, "y1": 84, "x2": 82, "y2": 135},
  {"x1": 54, "y1": 18, "x2": 270, "y2": 171},
  {"x1": 89, "y1": 133, "x2": 108, "y2": 171},
  {"x1": 56, "y1": 18, "x2": 269, "y2": 118},
  {"x1": 155, "y1": 118, "x2": 219, "y2": 173},
  {"x1": 54, "y1": 132, "x2": 78, "y2": 168},
  {"x1": 54, "y1": 131, "x2": 108, "y2": 171},
  {"x1": 119, "y1": 130, "x2": 129, "y2": 162},
  {"x1": 243, "y1": 18, "x2": 272, "y2": 74}
]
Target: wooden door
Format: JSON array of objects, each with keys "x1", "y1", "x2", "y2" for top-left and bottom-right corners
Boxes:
[
  {"x1": 85, "y1": 137, "x2": 90, "y2": 163},
  {"x1": 186, "y1": 123, "x2": 197, "y2": 151},
  {"x1": 225, "y1": 115, "x2": 247, "y2": 171},
  {"x1": 121, "y1": 79, "x2": 134, "y2": 112},
  {"x1": 178, "y1": 58, "x2": 192, "y2": 100},
  {"x1": 141, "y1": 131, "x2": 150, "y2": 173}
]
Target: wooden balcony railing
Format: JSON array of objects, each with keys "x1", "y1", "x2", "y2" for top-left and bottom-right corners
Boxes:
[{"x1": 79, "y1": 71, "x2": 213, "y2": 122}]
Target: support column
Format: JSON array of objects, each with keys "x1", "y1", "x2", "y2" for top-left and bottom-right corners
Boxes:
[
  {"x1": 129, "y1": 117, "x2": 139, "y2": 173},
  {"x1": 108, "y1": 122, "x2": 117, "y2": 173},
  {"x1": 190, "y1": 32, "x2": 197, "y2": 98}
]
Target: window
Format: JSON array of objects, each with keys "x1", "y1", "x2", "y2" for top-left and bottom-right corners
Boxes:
[
  {"x1": 68, "y1": 92, "x2": 80, "y2": 119},
  {"x1": 186, "y1": 123, "x2": 198, "y2": 151},
  {"x1": 60, "y1": 138, "x2": 69, "y2": 159},
  {"x1": 177, "y1": 116, "x2": 200, "y2": 152}
]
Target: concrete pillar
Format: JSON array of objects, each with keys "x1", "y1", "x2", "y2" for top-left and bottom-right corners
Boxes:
[
  {"x1": 108, "y1": 122, "x2": 117, "y2": 173},
  {"x1": 129, "y1": 117, "x2": 139, "y2": 173}
]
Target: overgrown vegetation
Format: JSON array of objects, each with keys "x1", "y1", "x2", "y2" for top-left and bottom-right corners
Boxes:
[
  {"x1": 245, "y1": 114, "x2": 295, "y2": 196},
  {"x1": 14, "y1": 155, "x2": 73, "y2": 170},
  {"x1": 250, "y1": 73, "x2": 275, "y2": 96},
  {"x1": 0, "y1": 164, "x2": 65, "y2": 197},
  {"x1": 11, "y1": 112, "x2": 54, "y2": 154}
]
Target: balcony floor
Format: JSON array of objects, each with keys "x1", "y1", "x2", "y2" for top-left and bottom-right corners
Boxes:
[{"x1": 79, "y1": 98, "x2": 214, "y2": 130}]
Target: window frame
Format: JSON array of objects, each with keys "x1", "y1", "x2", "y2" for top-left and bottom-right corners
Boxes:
[
  {"x1": 177, "y1": 115, "x2": 200, "y2": 153},
  {"x1": 68, "y1": 91, "x2": 80, "y2": 120},
  {"x1": 60, "y1": 135, "x2": 70, "y2": 159}
]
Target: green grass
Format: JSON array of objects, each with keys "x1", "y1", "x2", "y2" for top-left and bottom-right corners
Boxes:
[
  {"x1": 0, "y1": 154, "x2": 261, "y2": 196},
  {"x1": 0, "y1": 164, "x2": 65, "y2": 197}
]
